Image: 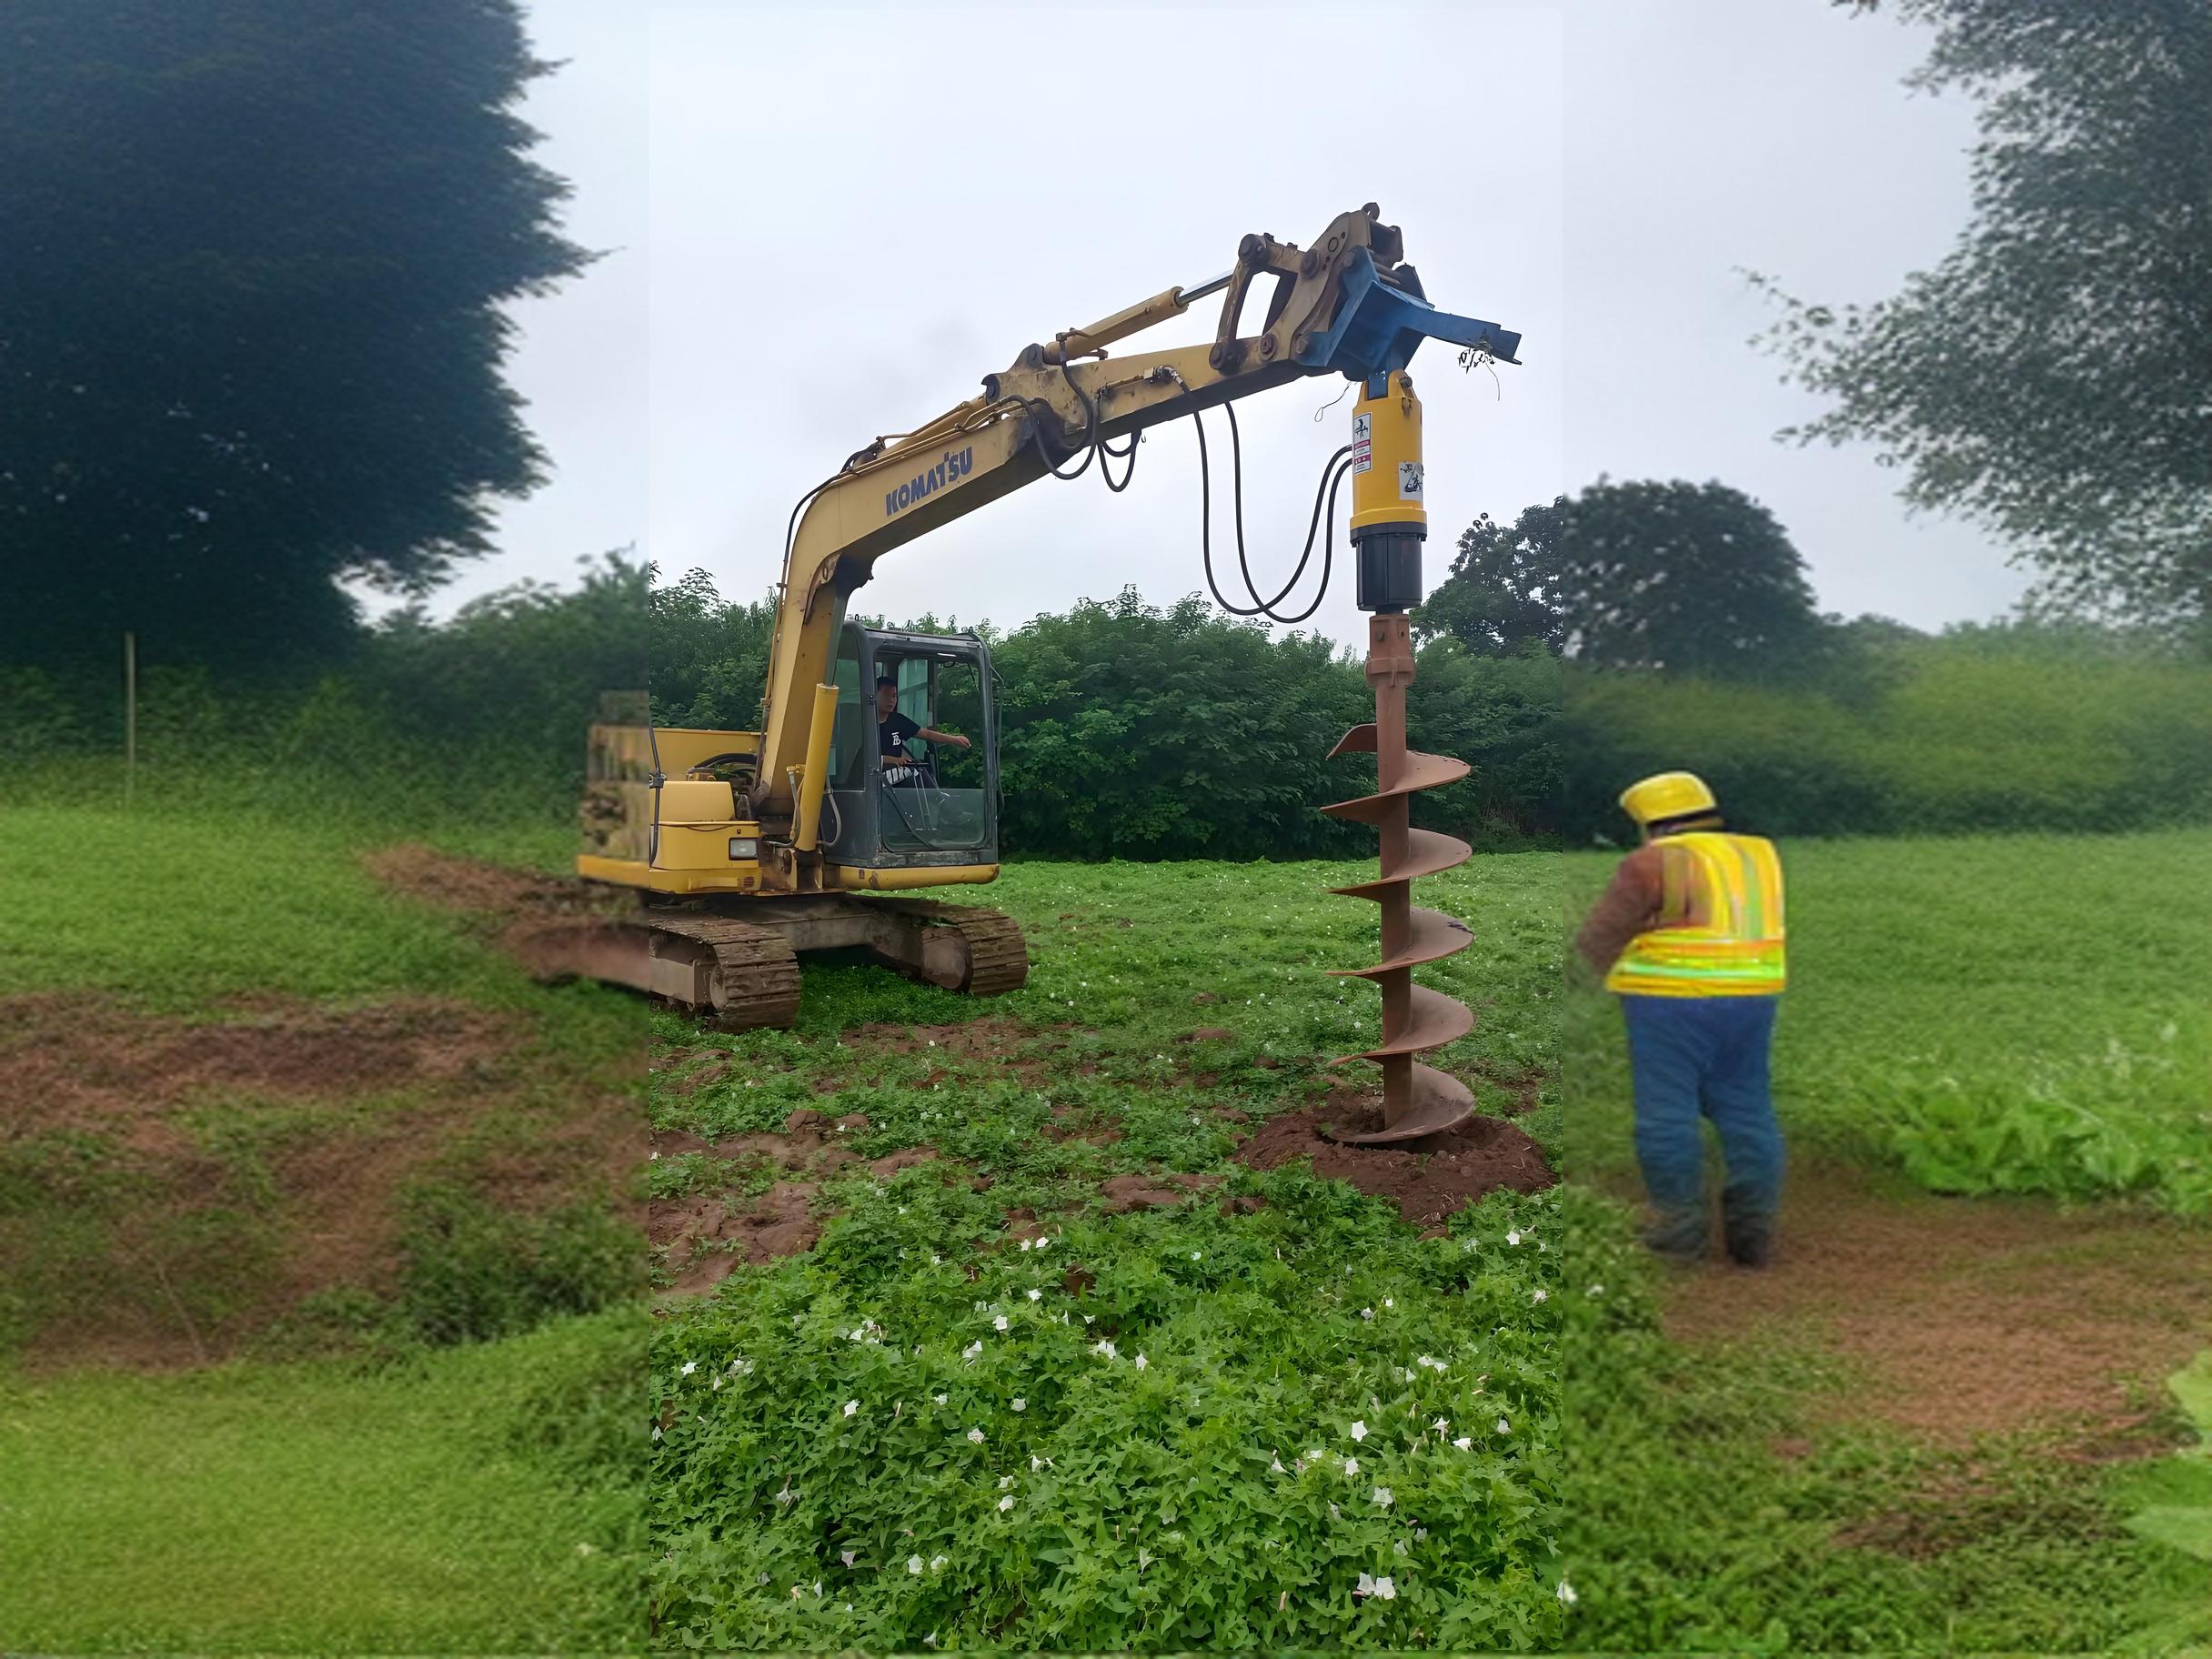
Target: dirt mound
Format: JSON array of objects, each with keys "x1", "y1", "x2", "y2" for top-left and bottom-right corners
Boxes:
[
  {"x1": 654, "y1": 1182, "x2": 824, "y2": 1293},
  {"x1": 360, "y1": 843, "x2": 578, "y2": 914},
  {"x1": 0, "y1": 995, "x2": 518, "y2": 1153},
  {"x1": 1, "y1": 993, "x2": 636, "y2": 1369},
  {"x1": 1236, "y1": 1096, "x2": 1556, "y2": 1232},
  {"x1": 1098, "y1": 1172, "x2": 1227, "y2": 1212},
  {"x1": 1654, "y1": 1161, "x2": 2212, "y2": 1443}
]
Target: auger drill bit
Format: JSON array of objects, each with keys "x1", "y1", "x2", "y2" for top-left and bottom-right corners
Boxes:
[{"x1": 1319, "y1": 369, "x2": 1479, "y2": 1145}]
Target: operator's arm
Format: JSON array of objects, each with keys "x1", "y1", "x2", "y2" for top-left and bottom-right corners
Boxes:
[
  {"x1": 913, "y1": 725, "x2": 970, "y2": 749},
  {"x1": 1574, "y1": 843, "x2": 1665, "y2": 977}
]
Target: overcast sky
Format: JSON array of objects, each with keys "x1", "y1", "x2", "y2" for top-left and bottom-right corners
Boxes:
[{"x1": 433, "y1": 0, "x2": 2029, "y2": 649}]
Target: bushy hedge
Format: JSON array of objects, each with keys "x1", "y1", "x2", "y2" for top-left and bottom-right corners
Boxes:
[
  {"x1": 1562, "y1": 638, "x2": 2212, "y2": 843},
  {"x1": 11, "y1": 558, "x2": 2208, "y2": 856}
]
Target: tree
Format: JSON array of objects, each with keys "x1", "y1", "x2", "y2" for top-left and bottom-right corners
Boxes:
[
  {"x1": 1559, "y1": 479, "x2": 1829, "y2": 679},
  {"x1": 1418, "y1": 501, "x2": 1568, "y2": 656},
  {"x1": 1753, "y1": 0, "x2": 2212, "y2": 628},
  {"x1": 0, "y1": 2, "x2": 588, "y2": 672}
]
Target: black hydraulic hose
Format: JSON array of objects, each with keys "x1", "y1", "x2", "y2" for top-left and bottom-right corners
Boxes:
[{"x1": 1192, "y1": 403, "x2": 1355, "y2": 625}]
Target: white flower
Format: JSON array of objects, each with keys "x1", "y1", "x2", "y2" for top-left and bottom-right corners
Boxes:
[
  {"x1": 930, "y1": 1253, "x2": 942, "y2": 1266},
  {"x1": 1497, "y1": 1417, "x2": 1511, "y2": 1434},
  {"x1": 1031, "y1": 1454, "x2": 1048, "y2": 1471},
  {"x1": 1361, "y1": 1307, "x2": 1375, "y2": 1322},
  {"x1": 999, "y1": 1475, "x2": 1013, "y2": 1490},
  {"x1": 963, "y1": 1340, "x2": 983, "y2": 1362},
  {"x1": 1374, "y1": 1575, "x2": 1396, "y2": 1601},
  {"x1": 1012, "y1": 1397, "x2": 1027, "y2": 1412},
  {"x1": 1532, "y1": 1287, "x2": 1548, "y2": 1303},
  {"x1": 967, "y1": 1427, "x2": 985, "y2": 1443},
  {"x1": 679, "y1": 1361, "x2": 697, "y2": 1376},
  {"x1": 1433, "y1": 1416, "x2": 1449, "y2": 1433},
  {"x1": 1350, "y1": 1420, "x2": 1369, "y2": 1443},
  {"x1": 843, "y1": 1400, "x2": 859, "y2": 1418},
  {"x1": 1094, "y1": 1340, "x2": 1117, "y2": 1359},
  {"x1": 999, "y1": 1494, "x2": 1015, "y2": 1512},
  {"x1": 922, "y1": 1634, "x2": 938, "y2": 1649},
  {"x1": 1019, "y1": 1238, "x2": 1033, "y2": 1252},
  {"x1": 1589, "y1": 1284, "x2": 1604, "y2": 1297},
  {"x1": 1394, "y1": 1538, "x2": 1409, "y2": 1556},
  {"x1": 930, "y1": 1554, "x2": 947, "y2": 1572},
  {"x1": 1306, "y1": 1448, "x2": 1325, "y2": 1463},
  {"x1": 841, "y1": 1550, "x2": 857, "y2": 1567},
  {"x1": 935, "y1": 1393, "x2": 949, "y2": 1405},
  {"x1": 993, "y1": 1315, "x2": 1010, "y2": 1332},
  {"x1": 1557, "y1": 1579, "x2": 1578, "y2": 1605},
  {"x1": 1418, "y1": 1355, "x2": 1447, "y2": 1372},
  {"x1": 1506, "y1": 1229, "x2": 1522, "y2": 1246},
  {"x1": 1027, "y1": 1289, "x2": 1042, "y2": 1302},
  {"x1": 1372, "y1": 1485, "x2": 1394, "y2": 1507},
  {"x1": 1035, "y1": 1236, "x2": 1051, "y2": 1249},
  {"x1": 1383, "y1": 1297, "x2": 1393, "y2": 1309},
  {"x1": 1453, "y1": 1435, "x2": 1473, "y2": 1452},
  {"x1": 1134, "y1": 1352, "x2": 1149, "y2": 1372},
  {"x1": 1191, "y1": 1252, "x2": 1202, "y2": 1261},
  {"x1": 1269, "y1": 1454, "x2": 1286, "y2": 1473},
  {"x1": 1343, "y1": 1456, "x2": 1360, "y2": 1476}
]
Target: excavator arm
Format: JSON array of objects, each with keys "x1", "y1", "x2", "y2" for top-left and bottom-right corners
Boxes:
[{"x1": 749, "y1": 204, "x2": 1520, "y2": 824}]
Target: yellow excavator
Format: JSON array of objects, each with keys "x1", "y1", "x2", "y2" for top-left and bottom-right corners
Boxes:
[{"x1": 528, "y1": 205, "x2": 1520, "y2": 1141}]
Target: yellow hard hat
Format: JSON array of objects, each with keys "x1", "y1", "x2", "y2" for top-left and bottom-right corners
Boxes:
[{"x1": 1620, "y1": 770, "x2": 1718, "y2": 826}]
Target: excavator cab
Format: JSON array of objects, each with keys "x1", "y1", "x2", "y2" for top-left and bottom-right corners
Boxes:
[{"x1": 821, "y1": 624, "x2": 1000, "y2": 871}]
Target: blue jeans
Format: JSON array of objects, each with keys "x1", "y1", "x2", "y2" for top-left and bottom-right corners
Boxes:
[{"x1": 1620, "y1": 994, "x2": 1783, "y2": 1251}]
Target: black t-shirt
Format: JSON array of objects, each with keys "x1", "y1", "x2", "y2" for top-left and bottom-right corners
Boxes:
[{"x1": 879, "y1": 711, "x2": 920, "y2": 759}]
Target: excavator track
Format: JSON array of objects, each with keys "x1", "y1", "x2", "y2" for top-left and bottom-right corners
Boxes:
[
  {"x1": 873, "y1": 900, "x2": 1031, "y2": 995},
  {"x1": 503, "y1": 906, "x2": 801, "y2": 1031},
  {"x1": 501, "y1": 893, "x2": 1024, "y2": 1029},
  {"x1": 638, "y1": 909, "x2": 806, "y2": 1031}
]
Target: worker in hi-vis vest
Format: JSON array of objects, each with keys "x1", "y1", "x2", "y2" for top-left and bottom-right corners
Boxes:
[{"x1": 1574, "y1": 771, "x2": 1787, "y2": 1267}]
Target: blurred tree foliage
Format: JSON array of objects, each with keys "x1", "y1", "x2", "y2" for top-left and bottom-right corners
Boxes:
[
  {"x1": 0, "y1": 1, "x2": 587, "y2": 674},
  {"x1": 1758, "y1": 0, "x2": 2212, "y2": 632}
]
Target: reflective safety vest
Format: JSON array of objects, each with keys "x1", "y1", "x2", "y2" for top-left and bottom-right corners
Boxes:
[{"x1": 1605, "y1": 831, "x2": 1786, "y2": 998}]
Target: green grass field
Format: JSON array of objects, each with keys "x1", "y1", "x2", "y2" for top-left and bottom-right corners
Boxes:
[
  {"x1": 0, "y1": 803, "x2": 645, "y2": 1652},
  {"x1": 5, "y1": 797, "x2": 2207, "y2": 1653},
  {"x1": 1565, "y1": 830, "x2": 2212, "y2": 1214}
]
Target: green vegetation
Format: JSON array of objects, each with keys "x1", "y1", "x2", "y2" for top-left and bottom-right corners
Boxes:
[
  {"x1": 648, "y1": 854, "x2": 1565, "y2": 1650},
  {"x1": 0, "y1": 1312, "x2": 641, "y2": 1654},
  {"x1": 1561, "y1": 1216, "x2": 2212, "y2": 1654},
  {"x1": 0, "y1": 797, "x2": 644, "y2": 1649},
  {"x1": 1566, "y1": 830, "x2": 2212, "y2": 1214}
]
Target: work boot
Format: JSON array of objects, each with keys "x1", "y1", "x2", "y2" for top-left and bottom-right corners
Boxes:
[
  {"x1": 1724, "y1": 1210, "x2": 1776, "y2": 1269},
  {"x1": 1641, "y1": 1205, "x2": 1707, "y2": 1263}
]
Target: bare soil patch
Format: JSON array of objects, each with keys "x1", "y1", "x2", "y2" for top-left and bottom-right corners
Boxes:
[
  {"x1": 1235, "y1": 1094, "x2": 1556, "y2": 1232},
  {"x1": 0, "y1": 994, "x2": 518, "y2": 1154},
  {"x1": 1654, "y1": 1161, "x2": 2212, "y2": 1443},
  {"x1": 1098, "y1": 1172, "x2": 1227, "y2": 1212},
  {"x1": 2, "y1": 993, "x2": 637, "y2": 1368},
  {"x1": 360, "y1": 843, "x2": 579, "y2": 915},
  {"x1": 654, "y1": 1182, "x2": 822, "y2": 1294}
]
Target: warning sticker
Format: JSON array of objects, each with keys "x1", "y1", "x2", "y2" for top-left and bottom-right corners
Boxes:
[
  {"x1": 1352, "y1": 412, "x2": 1372, "y2": 474},
  {"x1": 1399, "y1": 460, "x2": 1424, "y2": 502}
]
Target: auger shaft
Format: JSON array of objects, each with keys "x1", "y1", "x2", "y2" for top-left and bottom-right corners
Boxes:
[{"x1": 1319, "y1": 370, "x2": 1480, "y2": 1145}]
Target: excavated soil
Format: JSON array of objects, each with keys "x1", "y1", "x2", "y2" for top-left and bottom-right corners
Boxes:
[
  {"x1": 1654, "y1": 1161, "x2": 2212, "y2": 1443},
  {"x1": 1237, "y1": 1095, "x2": 1557, "y2": 1232},
  {"x1": 652, "y1": 1182, "x2": 824, "y2": 1294},
  {"x1": 360, "y1": 843, "x2": 580, "y2": 914},
  {"x1": 1, "y1": 993, "x2": 638, "y2": 1368}
]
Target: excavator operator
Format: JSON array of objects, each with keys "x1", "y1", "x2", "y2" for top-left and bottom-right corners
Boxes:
[{"x1": 876, "y1": 674, "x2": 970, "y2": 787}]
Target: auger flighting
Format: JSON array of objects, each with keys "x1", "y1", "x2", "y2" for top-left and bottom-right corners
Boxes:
[{"x1": 1322, "y1": 369, "x2": 1481, "y2": 1145}]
